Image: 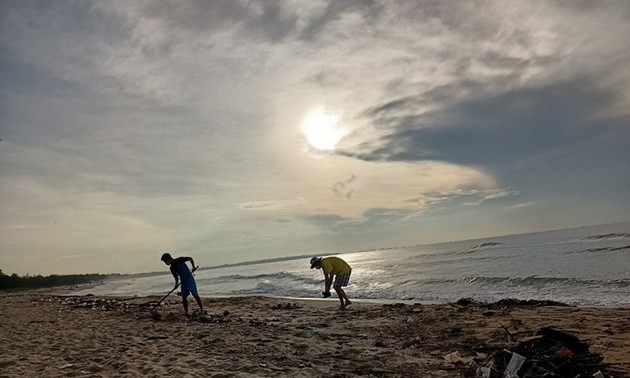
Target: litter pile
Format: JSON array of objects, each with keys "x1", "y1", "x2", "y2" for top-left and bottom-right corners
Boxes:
[
  {"x1": 54, "y1": 295, "x2": 138, "y2": 312},
  {"x1": 450, "y1": 327, "x2": 615, "y2": 377},
  {"x1": 271, "y1": 302, "x2": 302, "y2": 310},
  {"x1": 49, "y1": 295, "x2": 177, "y2": 319},
  {"x1": 455, "y1": 297, "x2": 572, "y2": 309}
]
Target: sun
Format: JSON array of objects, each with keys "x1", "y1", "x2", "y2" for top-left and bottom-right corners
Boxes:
[{"x1": 300, "y1": 107, "x2": 346, "y2": 151}]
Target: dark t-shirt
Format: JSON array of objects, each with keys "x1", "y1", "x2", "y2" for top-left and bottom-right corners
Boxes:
[{"x1": 170, "y1": 257, "x2": 193, "y2": 283}]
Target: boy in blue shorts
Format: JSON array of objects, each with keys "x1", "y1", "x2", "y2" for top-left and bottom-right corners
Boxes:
[{"x1": 161, "y1": 253, "x2": 204, "y2": 316}]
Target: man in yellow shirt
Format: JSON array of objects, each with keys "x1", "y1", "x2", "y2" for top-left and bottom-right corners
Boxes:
[{"x1": 310, "y1": 256, "x2": 352, "y2": 310}]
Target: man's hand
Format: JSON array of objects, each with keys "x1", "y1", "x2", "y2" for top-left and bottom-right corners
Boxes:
[{"x1": 322, "y1": 291, "x2": 331, "y2": 298}]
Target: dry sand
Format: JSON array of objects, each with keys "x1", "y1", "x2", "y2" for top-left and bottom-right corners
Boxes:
[{"x1": 0, "y1": 291, "x2": 628, "y2": 377}]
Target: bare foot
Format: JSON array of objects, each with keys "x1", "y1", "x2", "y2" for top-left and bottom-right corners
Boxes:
[{"x1": 345, "y1": 300, "x2": 352, "y2": 307}]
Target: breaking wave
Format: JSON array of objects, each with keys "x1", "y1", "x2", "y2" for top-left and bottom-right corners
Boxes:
[
  {"x1": 208, "y1": 272, "x2": 321, "y2": 286},
  {"x1": 581, "y1": 233, "x2": 630, "y2": 240},
  {"x1": 465, "y1": 276, "x2": 630, "y2": 288}
]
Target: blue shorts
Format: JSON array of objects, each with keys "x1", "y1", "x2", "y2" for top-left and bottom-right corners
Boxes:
[
  {"x1": 180, "y1": 279, "x2": 198, "y2": 297},
  {"x1": 334, "y1": 272, "x2": 351, "y2": 287}
]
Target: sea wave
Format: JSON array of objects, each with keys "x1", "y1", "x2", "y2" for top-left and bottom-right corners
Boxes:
[
  {"x1": 465, "y1": 276, "x2": 630, "y2": 288},
  {"x1": 581, "y1": 233, "x2": 630, "y2": 240},
  {"x1": 229, "y1": 282, "x2": 311, "y2": 298},
  {"x1": 204, "y1": 272, "x2": 321, "y2": 286},
  {"x1": 468, "y1": 242, "x2": 503, "y2": 251},
  {"x1": 566, "y1": 245, "x2": 630, "y2": 254}
]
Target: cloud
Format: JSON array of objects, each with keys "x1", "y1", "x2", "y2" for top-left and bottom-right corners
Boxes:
[
  {"x1": 341, "y1": 79, "x2": 619, "y2": 166},
  {"x1": 239, "y1": 199, "x2": 306, "y2": 210},
  {"x1": 510, "y1": 202, "x2": 536, "y2": 209},
  {"x1": 236, "y1": 154, "x2": 504, "y2": 219},
  {"x1": 332, "y1": 174, "x2": 356, "y2": 199}
]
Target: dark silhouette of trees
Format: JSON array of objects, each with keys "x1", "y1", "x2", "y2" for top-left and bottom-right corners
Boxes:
[{"x1": 0, "y1": 268, "x2": 108, "y2": 290}]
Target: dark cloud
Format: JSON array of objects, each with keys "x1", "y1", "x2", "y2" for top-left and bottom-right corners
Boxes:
[
  {"x1": 555, "y1": 0, "x2": 630, "y2": 14},
  {"x1": 347, "y1": 80, "x2": 623, "y2": 165},
  {"x1": 141, "y1": 0, "x2": 386, "y2": 43},
  {"x1": 0, "y1": 0, "x2": 129, "y2": 48},
  {"x1": 299, "y1": 0, "x2": 383, "y2": 41},
  {"x1": 341, "y1": 79, "x2": 630, "y2": 208},
  {"x1": 331, "y1": 174, "x2": 356, "y2": 199},
  {"x1": 142, "y1": 0, "x2": 298, "y2": 43},
  {"x1": 0, "y1": 50, "x2": 86, "y2": 99}
]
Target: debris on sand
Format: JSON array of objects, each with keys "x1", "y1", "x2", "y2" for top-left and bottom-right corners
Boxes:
[
  {"x1": 447, "y1": 327, "x2": 615, "y2": 377},
  {"x1": 455, "y1": 297, "x2": 573, "y2": 309}
]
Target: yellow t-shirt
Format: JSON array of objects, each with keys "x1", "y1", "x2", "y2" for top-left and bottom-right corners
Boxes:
[{"x1": 321, "y1": 257, "x2": 351, "y2": 275}]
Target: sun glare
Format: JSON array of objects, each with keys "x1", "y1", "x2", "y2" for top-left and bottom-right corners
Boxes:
[{"x1": 300, "y1": 107, "x2": 346, "y2": 151}]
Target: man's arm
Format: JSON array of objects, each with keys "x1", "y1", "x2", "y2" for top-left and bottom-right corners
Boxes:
[
  {"x1": 171, "y1": 269, "x2": 179, "y2": 288},
  {"x1": 185, "y1": 257, "x2": 198, "y2": 272},
  {"x1": 323, "y1": 271, "x2": 333, "y2": 292}
]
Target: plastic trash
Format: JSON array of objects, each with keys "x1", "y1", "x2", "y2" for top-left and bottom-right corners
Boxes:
[
  {"x1": 503, "y1": 351, "x2": 526, "y2": 377},
  {"x1": 479, "y1": 364, "x2": 493, "y2": 378},
  {"x1": 444, "y1": 351, "x2": 476, "y2": 365},
  {"x1": 444, "y1": 351, "x2": 463, "y2": 364}
]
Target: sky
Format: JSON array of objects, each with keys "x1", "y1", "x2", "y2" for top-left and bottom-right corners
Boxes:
[{"x1": 1, "y1": 1, "x2": 629, "y2": 275}]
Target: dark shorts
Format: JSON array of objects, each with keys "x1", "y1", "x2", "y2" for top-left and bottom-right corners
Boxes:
[
  {"x1": 180, "y1": 279, "x2": 198, "y2": 297},
  {"x1": 333, "y1": 272, "x2": 351, "y2": 287}
]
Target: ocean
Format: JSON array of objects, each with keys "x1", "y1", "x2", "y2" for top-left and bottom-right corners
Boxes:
[{"x1": 75, "y1": 222, "x2": 630, "y2": 307}]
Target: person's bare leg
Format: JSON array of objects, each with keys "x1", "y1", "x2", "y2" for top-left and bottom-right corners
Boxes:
[
  {"x1": 343, "y1": 290, "x2": 352, "y2": 307},
  {"x1": 193, "y1": 294, "x2": 204, "y2": 313},
  {"x1": 182, "y1": 296, "x2": 189, "y2": 316},
  {"x1": 334, "y1": 286, "x2": 345, "y2": 310},
  {"x1": 337, "y1": 287, "x2": 351, "y2": 307}
]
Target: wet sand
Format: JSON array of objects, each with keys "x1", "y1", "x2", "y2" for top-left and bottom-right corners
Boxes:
[{"x1": 0, "y1": 292, "x2": 628, "y2": 377}]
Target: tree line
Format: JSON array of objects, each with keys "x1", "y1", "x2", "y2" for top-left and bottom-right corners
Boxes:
[{"x1": 0, "y1": 268, "x2": 109, "y2": 290}]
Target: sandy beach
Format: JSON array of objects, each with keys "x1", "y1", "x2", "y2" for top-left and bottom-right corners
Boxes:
[{"x1": 1, "y1": 291, "x2": 628, "y2": 377}]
